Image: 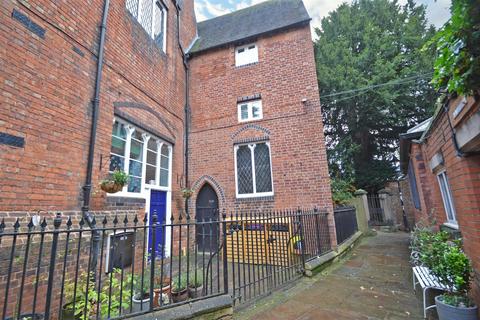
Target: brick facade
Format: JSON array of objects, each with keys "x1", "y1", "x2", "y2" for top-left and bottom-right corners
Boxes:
[
  {"x1": 0, "y1": 0, "x2": 195, "y2": 223},
  {"x1": 188, "y1": 25, "x2": 336, "y2": 245},
  {"x1": 402, "y1": 95, "x2": 480, "y2": 305}
]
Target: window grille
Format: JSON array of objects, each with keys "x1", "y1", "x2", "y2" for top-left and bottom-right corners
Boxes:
[
  {"x1": 125, "y1": 0, "x2": 167, "y2": 52},
  {"x1": 235, "y1": 142, "x2": 273, "y2": 197}
]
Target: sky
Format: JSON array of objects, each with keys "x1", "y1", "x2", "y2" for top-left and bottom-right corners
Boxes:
[{"x1": 194, "y1": 0, "x2": 451, "y2": 34}]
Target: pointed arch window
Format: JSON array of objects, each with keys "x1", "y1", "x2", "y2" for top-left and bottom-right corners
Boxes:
[{"x1": 234, "y1": 142, "x2": 273, "y2": 198}]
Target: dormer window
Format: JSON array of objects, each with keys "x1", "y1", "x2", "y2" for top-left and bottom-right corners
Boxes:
[
  {"x1": 238, "y1": 99, "x2": 263, "y2": 122},
  {"x1": 126, "y1": 0, "x2": 167, "y2": 52},
  {"x1": 235, "y1": 43, "x2": 258, "y2": 67}
]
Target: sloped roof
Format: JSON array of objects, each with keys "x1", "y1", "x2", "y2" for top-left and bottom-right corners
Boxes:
[
  {"x1": 399, "y1": 117, "x2": 432, "y2": 174},
  {"x1": 189, "y1": 0, "x2": 311, "y2": 54}
]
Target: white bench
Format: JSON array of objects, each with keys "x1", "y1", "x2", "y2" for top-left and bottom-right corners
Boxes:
[{"x1": 412, "y1": 266, "x2": 449, "y2": 318}]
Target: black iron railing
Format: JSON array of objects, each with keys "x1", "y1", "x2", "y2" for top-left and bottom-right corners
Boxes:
[
  {"x1": 0, "y1": 208, "x2": 334, "y2": 320},
  {"x1": 333, "y1": 207, "x2": 358, "y2": 244}
]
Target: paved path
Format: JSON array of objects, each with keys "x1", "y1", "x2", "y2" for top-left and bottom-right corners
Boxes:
[{"x1": 236, "y1": 232, "x2": 426, "y2": 320}]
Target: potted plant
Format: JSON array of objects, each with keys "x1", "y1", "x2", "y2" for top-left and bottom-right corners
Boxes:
[
  {"x1": 171, "y1": 274, "x2": 188, "y2": 303},
  {"x1": 432, "y1": 244, "x2": 478, "y2": 320},
  {"x1": 100, "y1": 170, "x2": 128, "y2": 193},
  {"x1": 152, "y1": 275, "x2": 171, "y2": 308},
  {"x1": 188, "y1": 269, "x2": 204, "y2": 299},
  {"x1": 181, "y1": 188, "x2": 194, "y2": 199},
  {"x1": 131, "y1": 274, "x2": 151, "y2": 313},
  {"x1": 61, "y1": 272, "x2": 97, "y2": 320},
  {"x1": 419, "y1": 231, "x2": 478, "y2": 320}
]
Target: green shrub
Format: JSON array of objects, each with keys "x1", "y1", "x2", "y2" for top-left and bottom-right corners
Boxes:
[{"x1": 331, "y1": 178, "x2": 355, "y2": 206}]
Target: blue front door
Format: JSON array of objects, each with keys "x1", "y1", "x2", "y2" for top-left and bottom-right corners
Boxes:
[{"x1": 149, "y1": 190, "x2": 167, "y2": 258}]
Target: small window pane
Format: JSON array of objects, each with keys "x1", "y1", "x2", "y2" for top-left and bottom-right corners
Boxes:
[
  {"x1": 254, "y1": 143, "x2": 272, "y2": 193},
  {"x1": 128, "y1": 177, "x2": 142, "y2": 193},
  {"x1": 110, "y1": 155, "x2": 124, "y2": 172},
  {"x1": 130, "y1": 140, "x2": 144, "y2": 161},
  {"x1": 160, "y1": 168, "x2": 169, "y2": 187},
  {"x1": 161, "y1": 145, "x2": 169, "y2": 157},
  {"x1": 237, "y1": 146, "x2": 253, "y2": 194},
  {"x1": 248, "y1": 45, "x2": 255, "y2": 50},
  {"x1": 112, "y1": 121, "x2": 127, "y2": 139},
  {"x1": 129, "y1": 160, "x2": 143, "y2": 177},
  {"x1": 153, "y1": 3, "x2": 165, "y2": 48},
  {"x1": 160, "y1": 155, "x2": 169, "y2": 169},
  {"x1": 146, "y1": 165, "x2": 157, "y2": 185},
  {"x1": 238, "y1": 48, "x2": 244, "y2": 53},
  {"x1": 252, "y1": 105, "x2": 260, "y2": 118},
  {"x1": 126, "y1": 0, "x2": 139, "y2": 17},
  {"x1": 148, "y1": 138, "x2": 157, "y2": 151},
  {"x1": 139, "y1": 0, "x2": 153, "y2": 36},
  {"x1": 240, "y1": 105, "x2": 249, "y2": 120},
  {"x1": 111, "y1": 136, "x2": 126, "y2": 156},
  {"x1": 147, "y1": 150, "x2": 157, "y2": 165}
]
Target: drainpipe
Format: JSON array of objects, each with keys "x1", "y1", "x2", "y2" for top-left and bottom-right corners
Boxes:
[
  {"x1": 82, "y1": 0, "x2": 110, "y2": 275},
  {"x1": 175, "y1": 1, "x2": 190, "y2": 216}
]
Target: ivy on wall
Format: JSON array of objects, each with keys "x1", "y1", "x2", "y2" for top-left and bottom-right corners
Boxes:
[{"x1": 426, "y1": 0, "x2": 480, "y2": 95}]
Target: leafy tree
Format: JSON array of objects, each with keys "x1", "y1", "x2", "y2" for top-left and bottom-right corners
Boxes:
[
  {"x1": 314, "y1": 0, "x2": 437, "y2": 192},
  {"x1": 426, "y1": 0, "x2": 480, "y2": 95}
]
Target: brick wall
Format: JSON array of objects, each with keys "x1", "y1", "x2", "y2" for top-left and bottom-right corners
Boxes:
[
  {"x1": 405, "y1": 96, "x2": 480, "y2": 305},
  {"x1": 188, "y1": 25, "x2": 336, "y2": 246},
  {"x1": 0, "y1": 0, "x2": 196, "y2": 219}
]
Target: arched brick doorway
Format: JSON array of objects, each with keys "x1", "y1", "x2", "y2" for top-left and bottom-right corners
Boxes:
[{"x1": 195, "y1": 183, "x2": 219, "y2": 252}]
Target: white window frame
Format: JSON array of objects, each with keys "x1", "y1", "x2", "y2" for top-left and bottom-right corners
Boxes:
[
  {"x1": 108, "y1": 118, "x2": 172, "y2": 199},
  {"x1": 238, "y1": 99, "x2": 263, "y2": 122},
  {"x1": 234, "y1": 142, "x2": 274, "y2": 199},
  {"x1": 436, "y1": 170, "x2": 457, "y2": 226},
  {"x1": 126, "y1": 0, "x2": 167, "y2": 52},
  {"x1": 235, "y1": 43, "x2": 258, "y2": 67}
]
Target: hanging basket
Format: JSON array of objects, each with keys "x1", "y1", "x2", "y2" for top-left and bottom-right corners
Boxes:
[
  {"x1": 100, "y1": 181, "x2": 124, "y2": 193},
  {"x1": 181, "y1": 189, "x2": 194, "y2": 199}
]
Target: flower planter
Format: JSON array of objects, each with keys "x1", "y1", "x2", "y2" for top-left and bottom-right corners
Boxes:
[
  {"x1": 435, "y1": 295, "x2": 478, "y2": 320},
  {"x1": 171, "y1": 288, "x2": 188, "y2": 303},
  {"x1": 153, "y1": 282, "x2": 171, "y2": 307},
  {"x1": 188, "y1": 285, "x2": 204, "y2": 299},
  {"x1": 131, "y1": 293, "x2": 151, "y2": 313},
  {"x1": 100, "y1": 181, "x2": 124, "y2": 193}
]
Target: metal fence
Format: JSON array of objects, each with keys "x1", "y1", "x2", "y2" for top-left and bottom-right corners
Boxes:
[
  {"x1": 333, "y1": 207, "x2": 358, "y2": 244},
  {"x1": 0, "y1": 208, "x2": 336, "y2": 320},
  {"x1": 367, "y1": 194, "x2": 385, "y2": 225}
]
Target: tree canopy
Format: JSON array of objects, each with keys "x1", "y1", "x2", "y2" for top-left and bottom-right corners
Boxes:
[{"x1": 314, "y1": 0, "x2": 437, "y2": 192}]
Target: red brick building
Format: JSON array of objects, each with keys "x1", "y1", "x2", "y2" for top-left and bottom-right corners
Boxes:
[
  {"x1": 0, "y1": 0, "x2": 335, "y2": 248},
  {"x1": 400, "y1": 94, "x2": 480, "y2": 304}
]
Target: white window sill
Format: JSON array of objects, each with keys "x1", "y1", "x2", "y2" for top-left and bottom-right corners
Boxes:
[
  {"x1": 236, "y1": 192, "x2": 274, "y2": 199},
  {"x1": 106, "y1": 191, "x2": 146, "y2": 199},
  {"x1": 442, "y1": 222, "x2": 459, "y2": 230}
]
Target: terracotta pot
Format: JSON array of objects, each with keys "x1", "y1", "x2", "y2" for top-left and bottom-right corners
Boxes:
[
  {"x1": 152, "y1": 283, "x2": 171, "y2": 307},
  {"x1": 100, "y1": 181, "x2": 124, "y2": 193}
]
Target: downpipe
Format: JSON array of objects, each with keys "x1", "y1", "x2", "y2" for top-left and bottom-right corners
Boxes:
[
  {"x1": 175, "y1": 1, "x2": 190, "y2": 216},
  {"x1": 82, "y1": 0, "x2": 110, "y2": 276}
]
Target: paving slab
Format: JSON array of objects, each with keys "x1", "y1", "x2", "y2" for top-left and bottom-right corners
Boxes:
[{"x1": 236, "y1": 232, "x2": 433, "y2": 320}]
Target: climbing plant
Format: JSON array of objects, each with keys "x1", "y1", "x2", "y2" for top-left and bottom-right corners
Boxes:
[{"x1": 426, "y1": 0, "x2": 480, "y2": 95}]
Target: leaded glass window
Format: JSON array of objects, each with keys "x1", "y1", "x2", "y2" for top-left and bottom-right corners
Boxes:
[
  {"x1": 125, "y1": 0, "x2": 167, "y2": 52},
  {"x1": 235, "y1": 142, "x2": 273, "y2": 197}
]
